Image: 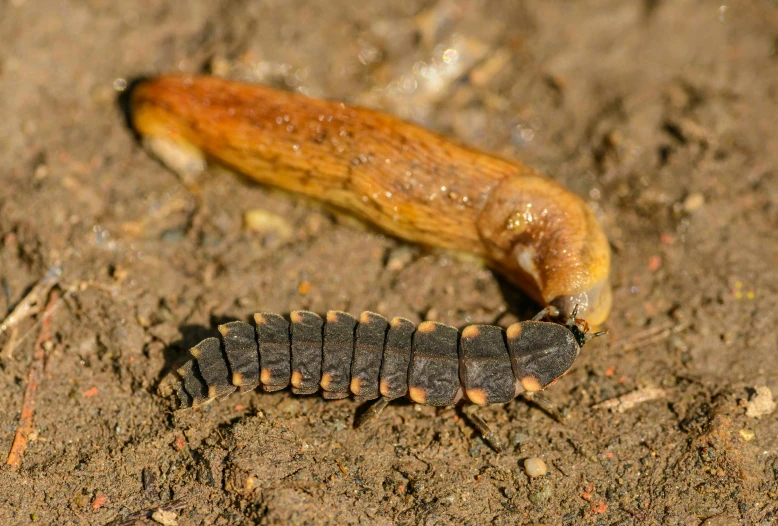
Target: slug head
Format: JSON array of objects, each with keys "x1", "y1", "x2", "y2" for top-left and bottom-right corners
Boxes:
[{"x1": 550, "y1": 277, "x2": 612, "y2": 330}]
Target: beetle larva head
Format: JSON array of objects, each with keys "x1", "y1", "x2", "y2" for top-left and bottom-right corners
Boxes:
[
  {"x1": 564, "y1": 303, "x2": 608, "y2": 349},
  {"x1": 508, "y1": 310, "x2": 607, "y2": 393},
  {"x1": 507, "y1": 321, "x2": 582, "y2": 393}
]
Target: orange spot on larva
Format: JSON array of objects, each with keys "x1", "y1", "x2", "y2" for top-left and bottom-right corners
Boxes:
[
  {"x1": 506, "y1": 323, "x2": 522, "y2": 340},
  {"x1": 461, "y1": 325, "x2": 480, "y2": 339},
  {"x1": 521, "y1": 376, "x2": 542, "y2": 392},
  {"x1": 83, "y1": 386, "x2": 99, "y2": 397},
  {"x1": 466, "y1": 388, "x2": 488, "y2": 406},
  {"x1": 409, "y1": 387, "x2": 426, "y2": 404}
]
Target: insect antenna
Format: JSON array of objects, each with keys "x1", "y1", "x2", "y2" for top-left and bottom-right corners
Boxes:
[
  {"x1": 566, "y1": 304, "x2": 580, "y2": 326},
  {"x1": 585, "y1": 330, "x2": 608, "y2": 342}
]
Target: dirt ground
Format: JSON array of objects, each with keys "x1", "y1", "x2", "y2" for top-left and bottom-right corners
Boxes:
[{"x1": 1, "y1": 0, "x2": 777, "y2": 524}]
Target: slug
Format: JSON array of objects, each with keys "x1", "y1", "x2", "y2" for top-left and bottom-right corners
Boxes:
[{"x1": 128, "y1": 75, "x2": 612, "y2": 326}]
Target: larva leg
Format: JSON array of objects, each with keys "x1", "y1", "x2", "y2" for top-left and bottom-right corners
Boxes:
[
  {"x1": 463, "y1": 404, "x2": 504, "y2": 454},
  {"x1": 355, "y1": 396, "x2": 391, "y2": 427},
  {"x1": 521, "y1": 392, "x2": 567, "y2": 423}
]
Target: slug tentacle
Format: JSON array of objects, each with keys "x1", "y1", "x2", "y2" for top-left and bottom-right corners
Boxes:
[{"x1": 129, "y1": 75, "x2": 611, "y2": 325}]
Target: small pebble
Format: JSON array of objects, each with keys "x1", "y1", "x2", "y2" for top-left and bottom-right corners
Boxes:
[
  {"x1": 738, "y1": 429, "x2": 755, "y2": 442},
  {"x1": 524, "y1": 457, "x2": 548, "y2": 478},
  {"x1": 682, "y1": 192, "x2": 705, "y2": 212},
  {"x1": 243, "y1": 209, "x2": 293, "y2": 239},
  {"x1": 509, "y1": 430, "x2": 529, "y2": 447},
  {"x1": 528, "y1": 479, "x2": 553, "y2": 505},
  {"x1": 151, "y1": 509, "x2": 178, "y2": 526},
  {"x1": 745, "y1": 386, "x2": 776, "y2": 418}
]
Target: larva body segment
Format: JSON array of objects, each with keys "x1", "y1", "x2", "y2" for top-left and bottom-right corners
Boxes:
[
  {"x1": 289, "y1": 311, "x2": 323, "y2": 395},
  {"x1": 254, "y1": 313, "x2": 290, "y2": 392},
  {"x1": 379, "y1": 317, "x2": 415, "y2": 400},
  {"x1": 219, "y1": 321, "x2": 259, "y2": 392},
  {"x1": 460, "y1": 325, "x2": 516, "y2": 406},
  {"x1": 190, "y1": 337, "x2": 235, "y2": 400},
  {"x1": 128, "y1": 76, "x2": 612, "y2": 326},
  {"x1": 321, "y1": 311, "x2": 357, "y2": 399},
  {"x1": 408, "y1": 322, "x2": 460, "y2": 406},
  {"x1": 174, "y1": 309, "x2": 596, "y2": 414},
  {"x1": 351, "y1": 312, "x2": 389, "y2": 402},
  {"x1": 178, "y1": 360, "x2": 207, "y2": 407}
]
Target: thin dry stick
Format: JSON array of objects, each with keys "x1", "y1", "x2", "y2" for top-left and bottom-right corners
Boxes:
[
  {"x1": 610, "y1": 320, "x2": 690, "y2": 353},
  {"x1": 592, "y1": 387, "x2": 667, "y2": 412},
  {"x1": 0, "y1": 265, "x2": 61, "y2": 335},
  {"x1": 5, "y1": 288, "x2": 60, "y2": 469},
  {"x1": 103, "y1": 498, "x2": 188, "y2": 526}
]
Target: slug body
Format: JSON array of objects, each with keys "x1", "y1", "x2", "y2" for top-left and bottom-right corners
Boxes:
[
  {"x1": 129, "y1": 75, "x2": 612, "y2": 325},
  {"x1": 175, "y1": 309, "x2": 592, "y2": 411}
]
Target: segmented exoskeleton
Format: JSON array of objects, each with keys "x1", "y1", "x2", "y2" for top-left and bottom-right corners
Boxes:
[{"x1": 173, "y1": 307, "x2": 604, "y2": 451}]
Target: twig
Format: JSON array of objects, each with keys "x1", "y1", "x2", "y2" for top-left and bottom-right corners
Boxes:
[
  {"x1": 103, "y1": 498, "x2": 188, "y2": 526},
  {"x1": 610, "y1": 320, "x2": 689, "y2": 353},
  {"x1": 1, "y1": 325, "x2": 19, "y2": 359},
  {"x1": 592, "y1": 387, "x2": 666, "y2": 413},
  {"x1": 5, "y1": 288, "x2": 60, "y2": 469},
  {"x1": 0, "y1": 265, "x2": 61, "y2": 335}
]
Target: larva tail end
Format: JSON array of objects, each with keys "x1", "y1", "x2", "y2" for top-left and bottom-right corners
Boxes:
[{"x1": 174, "y1": 380, "x2": 194, "y2": 409}]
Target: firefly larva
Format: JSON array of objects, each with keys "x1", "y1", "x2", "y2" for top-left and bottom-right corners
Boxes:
[{"x1": 175, "y1": 307, "x2": 604, "y2": 452}]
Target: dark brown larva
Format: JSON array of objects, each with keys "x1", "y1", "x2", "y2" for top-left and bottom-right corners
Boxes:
[{"x1": 174, "y1": 307, "x2": 604, "y2": 450}]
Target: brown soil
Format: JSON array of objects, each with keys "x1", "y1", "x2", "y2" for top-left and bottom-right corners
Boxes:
[{"x1": 1, "y1": 1, "x2": 777, "y2": 524}]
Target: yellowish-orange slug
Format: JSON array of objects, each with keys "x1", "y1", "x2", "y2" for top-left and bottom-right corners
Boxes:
[{"x1": 128, "y1": 75, "x2": 612, "y2": 325}]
